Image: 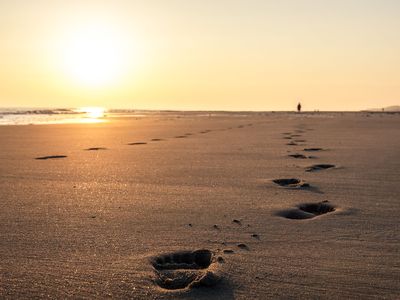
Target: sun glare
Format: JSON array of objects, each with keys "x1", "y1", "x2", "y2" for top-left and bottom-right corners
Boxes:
[
  {"x1": 78, "y1": 107, "x2": 106, "y2": 119},
  {"x1": 60, "y1": 22, "x2": 131, "y2": 87}
]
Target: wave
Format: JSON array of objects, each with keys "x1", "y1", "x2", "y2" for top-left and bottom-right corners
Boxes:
[{"x1": 0, "y1": 108, "x2": 80, "y2": 115}]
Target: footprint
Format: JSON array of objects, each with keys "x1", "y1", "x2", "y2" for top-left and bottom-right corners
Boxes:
[
  {"x1": 232, "y1": 219, "x2": 242, "y2": 225},
  {"x1": 294, "y1": 139, "x2": 306, "y2": 143},
  {"x1": 85, "y1": 147, "x2": 107, "y2": 151},
  {"x1": 237, "y1": 243, "x2": 249, "y2": 250},
  {"x1": 298, "y1": 201, "x2": 336, "y2": 215},
  {"x1": 306, "y1": 164, "x2": 335, "y2": 172},
  {"x1": 288, "y1": 154, "x2": 308, "y2": 159},
  {"x1": 127, "y1": 142, "x2": 147, "y2": 145},
  {"x1": 223, "y1": 249, "x2": 234, "y2": 254},
  {"x1": 304, "y1": 148, "x2": 323, "y2": 152},
  {"x1": 276, "y1": 201, "x2": 336, "y2": 220},
  {"x1": 251, "y1": 234, "x2": 260, "y2": 240},
  {"x1": 272, "y1": 178, "x2": 310, "y2": 188},
  {"x1": 200, "y1": 130, "x2": 211, "y2": 134},
  {"x1": 35, "y1": 155, "x2": 67, "y2": 160},
  {"x1": 151, "y1": 249, "x2": 220, "y2": 290}
]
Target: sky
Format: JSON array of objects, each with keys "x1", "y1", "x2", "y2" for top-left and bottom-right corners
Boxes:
[{"x1": 0, "y1": 0, "x2": 399, "y2": 111}]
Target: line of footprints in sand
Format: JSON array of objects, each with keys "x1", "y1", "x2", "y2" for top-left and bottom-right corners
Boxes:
[
  {"x1": 147, "y1": 126, "x2": 339, "y2": 291},
  {"x1": 34, "y1": 123, "x2": 254, "y2": 160},
  {"x1": 276, "y1": 128, "x2": 337, "y2": 219},
  {"x1": 148, "y1": 126, "x2": 340, "y2": 291},
  {"x1": 33, "y1": 122, "x2": 255, "y2": 290},
  {"x1": 33, "y1": 123, "x2": 338, "y2": 291}
]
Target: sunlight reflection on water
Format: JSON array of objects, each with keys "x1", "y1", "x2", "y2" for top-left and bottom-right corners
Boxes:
[{"x1": 0, "y1": 107, "x2": 108, "y2": 125}]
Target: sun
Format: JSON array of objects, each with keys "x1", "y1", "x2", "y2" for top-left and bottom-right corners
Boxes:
[{"x1": 60, "y1": 22, "x2": 129, "y2": 87}]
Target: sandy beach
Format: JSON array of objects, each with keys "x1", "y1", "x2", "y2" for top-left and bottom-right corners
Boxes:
[{"x1": 0, "y1": 112, "x2": 399, "y2": 299}]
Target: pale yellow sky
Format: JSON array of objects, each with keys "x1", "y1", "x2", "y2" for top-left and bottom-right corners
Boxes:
[{"x1": 0, "y1": 0, "x2": 399, "y2": 111}]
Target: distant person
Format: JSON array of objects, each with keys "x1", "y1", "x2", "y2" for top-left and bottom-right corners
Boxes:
[{"x1": 297, "y1": 102, "x2": 302, "y2": 113}]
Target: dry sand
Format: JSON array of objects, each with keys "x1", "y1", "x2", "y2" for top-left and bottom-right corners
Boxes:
[{"x1": 0, "y1": 112, "x2": 399, "y2": 299}]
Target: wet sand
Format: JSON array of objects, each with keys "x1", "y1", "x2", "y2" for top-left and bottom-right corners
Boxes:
[{"x1": 0, "y1": 112, "x2": 399, "y2": 299}]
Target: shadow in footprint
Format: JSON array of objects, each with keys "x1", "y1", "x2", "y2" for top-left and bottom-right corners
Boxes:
[
  {"x1": 223, "y1": 249, "x2": 234, "y2": 254},
  {"x1": 151, "y1": 249, "x2": 221, "y2": 290},
  {"x1": 151, "y1": 138, "x2": 164, "y2": 142},
  {"x1": 85, "y1": 147, "x2": 107, "y2": 151},
  {"x1": 272, "y1": 178, "x2": 323, "y2": 194},
  {"x1": 287, "y1": 142, "x2": 298, "y2": 146},
  {"x1": 175, "y1": 135, "x2": 187, "y2": 139},
  {"x1": 306, "y1": 164, "x2": 335, "y2": 172},
  {"x1": 232, "y1": 219, "x2": 242, "y2": 226},
  {"x1": 128, "y1": 142, "x2": 147, "y2": 145},
  {"x1": 288, "y1": 154, "x2": 309, "y2": 159},
  {"x1": 237, "y1": 243, "x2": 249, "y2": 250},
  {"x1": 273, "y1": 178, "x2": 309, "y2": 188},
  {"x1": 304, "y1": 148, "x2": 323, "y2": 152},
  {"x1": 289, "y1": 154, "x2": 317, "y2": 159},
  {"x1": 35, "y1": 155, "x2": 67, "y2": 160},
  {"x1": 199, "y1": 130, "x2": 211, "y2": 134},
  {"x1": 277, "y1": 201, "x2": 336, "y2": 220}
]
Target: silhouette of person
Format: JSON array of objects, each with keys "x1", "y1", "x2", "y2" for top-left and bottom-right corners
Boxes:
[{"x1": 297, "y1": 102, "x2": 302, "y2": 112}]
